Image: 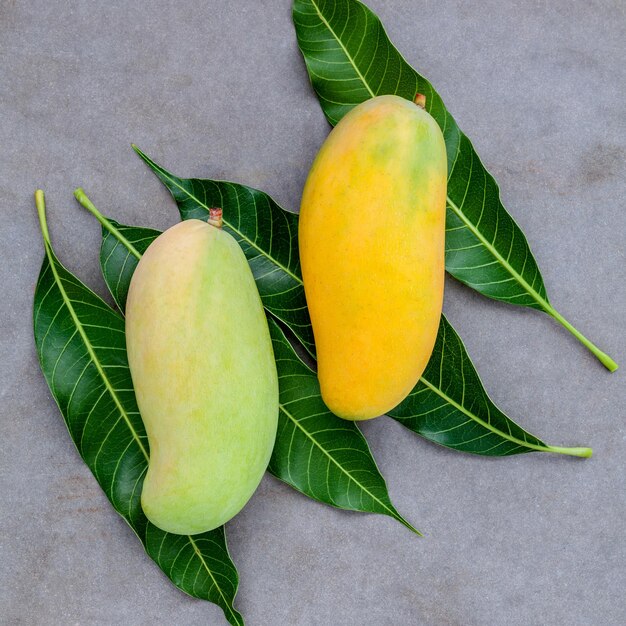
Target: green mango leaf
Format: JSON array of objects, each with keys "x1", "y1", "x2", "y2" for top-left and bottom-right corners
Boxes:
[
  {"x1": 100, "y1": 221, "x2": 159, "y2": 311},
  {"x1": 389, "y1": 316, "x2": 591, "y2": 457},
  {"x1": 131, "y1": 146, "x2": 315, "y2": 358},
  {"x1": 76, "y1": 185, "x2": 590, "y2": 459},
  {"x1": 268, "y1": 318, "x2": 419, "y2": 532},
  {"x1": 292, "y1": 0, "x2": 617, "y2": 372},
  {"x1": 76, "y1": 191, "x2": 418, "y2": 532},
  {"x1": 33, "y1": 191, "x2": 244, "y2": 626}
]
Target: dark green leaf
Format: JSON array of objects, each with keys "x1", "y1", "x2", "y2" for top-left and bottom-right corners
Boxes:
[
  {"x1": 79, "y1": 192, "x2": 418, "y2": 532},
  {"x1": 101, "y1": 222, "x2": 159, "y2": 311},
  {"x1": 33, "y1": 191, "x2": 244, "y2": 626},
  {"x1": 268, "y1": 318, "x2": 419, "y2": 533},
  {"x1": 78, "y1": 186, "x2": 591, "y2": 459},
  {"x1": 131, "y1": 147, "x2": 315, "y2": 358},
  {"x1": 389, "y1": 316, "x2": 591, "y2": 457},
  {"x1": 292, "y1": 0, "x2": 617, "y2": 371}
]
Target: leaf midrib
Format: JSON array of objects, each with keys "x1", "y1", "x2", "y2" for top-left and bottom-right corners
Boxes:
[
  {"x1": 309, "y1": 0, "x2": 375, "y2": 99},
  {"x1": 188, "y1": 535, "x2": 242, "y2": 626},
  {"x1": 445, "y1": 197, "x2": 550, "y2": 311},
  {"x1": 43, "y1": 242, "x2": 149, "y2": 462},
  {"x1": 417, "y1": 376, "x2": 548, "y2": 453},
  {"x1": 279, "y1": 401, "x2": 408, "y2": 527}
]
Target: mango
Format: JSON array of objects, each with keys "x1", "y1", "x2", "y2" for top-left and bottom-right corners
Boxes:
[
  {"x1": 125, "y1": 212, "x2": 278, "y2": 535},
  {"x1": 299, "y1": 95, "x2": 447, "y2": 421}
]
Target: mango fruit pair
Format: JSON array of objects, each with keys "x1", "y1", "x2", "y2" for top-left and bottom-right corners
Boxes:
[
  {"x1": 126, "y1": 210, "x2": 278, "y2": 535},
  {"x1": 127, "y1": 93, "x2": 445, "y2": 535},
  {"x1": 300, "y1": 95, "x2": 447, "y2": 420}
]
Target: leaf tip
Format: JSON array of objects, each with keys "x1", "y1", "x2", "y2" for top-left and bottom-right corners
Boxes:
[
  {"x1": 131, "y1": 144, "x2": 153, "y2": 168},
  {"x1": 131, "y1": 144, "x2": 148, "y2": 160},
  {"x1": 396, "y1": 514, "x2": 423, "y2": 537},
  {"x1": 409, "y1": 525, "x2": 424, "y2": 538}
]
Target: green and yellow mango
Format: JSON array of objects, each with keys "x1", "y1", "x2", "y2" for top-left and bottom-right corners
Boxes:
[{"x1": 126, "y1": 214, "x2": 278, "y2": 535}]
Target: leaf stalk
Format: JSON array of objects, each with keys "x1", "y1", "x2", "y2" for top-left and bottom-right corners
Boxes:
[
  {"x1": 544, "y1": 305, "x2": 618, "y2": 372},
  {"x1": 446, "y1": 197, "x2": 617, "y2": 371},
  {"x1": 74, "y1": 188, "x2": 142, "y2": 260},
  {"x1": 546, "y1": 446, "x2": 593, "y2": 458},
  {"x1": 35, "y1": 189, "x2": 51, "y2": 245}
]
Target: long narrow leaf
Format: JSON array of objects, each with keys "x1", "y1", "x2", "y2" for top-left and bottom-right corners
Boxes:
[
  {"x1": 389, "y1": 316, "x2": 591, "y2": 457},
  {"x1": 292, "y1": 0, "x2": 617, "y2": 371},
  {"x1": 77, "y1": 183, "x2": 590, "y2": 459},
  {"x1": 33, "y1": 191, "x2": 244, "y2": 626},
  {"x1": 268, "y1": 318, "x2": 419, "y2": 532}
]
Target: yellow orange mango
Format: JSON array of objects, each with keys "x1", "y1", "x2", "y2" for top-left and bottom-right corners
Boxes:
[
  {"x1": 299, "y1": 95, "x2": 447, "y2": 420},
  {"x1": 126, "y1": 214, "x2": 278, "y2": 534}
]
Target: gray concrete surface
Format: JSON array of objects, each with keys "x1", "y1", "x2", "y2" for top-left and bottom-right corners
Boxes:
[{"x1": 1, "y1": 0, "x2": 625, "y2": 624}]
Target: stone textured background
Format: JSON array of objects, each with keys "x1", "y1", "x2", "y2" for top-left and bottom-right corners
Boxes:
[{"x1": 1, "y1": 1, "x2": 624, "y2": 624}]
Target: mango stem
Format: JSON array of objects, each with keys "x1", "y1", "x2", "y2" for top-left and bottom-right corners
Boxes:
[
  {"x1": 413, "y1": 93, "x2": 426, "y2": 109},
  {"x1": 208, "y1": 207, "x2": 223, "y2": 229}
]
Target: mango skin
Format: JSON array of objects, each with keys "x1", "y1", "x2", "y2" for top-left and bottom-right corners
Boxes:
[
  {"x1": 126, "y1": 219, "x2": 278, "y2": 535},
  {"x1": 299, "y1": 95, "x2": 447, "y2": 421}
]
